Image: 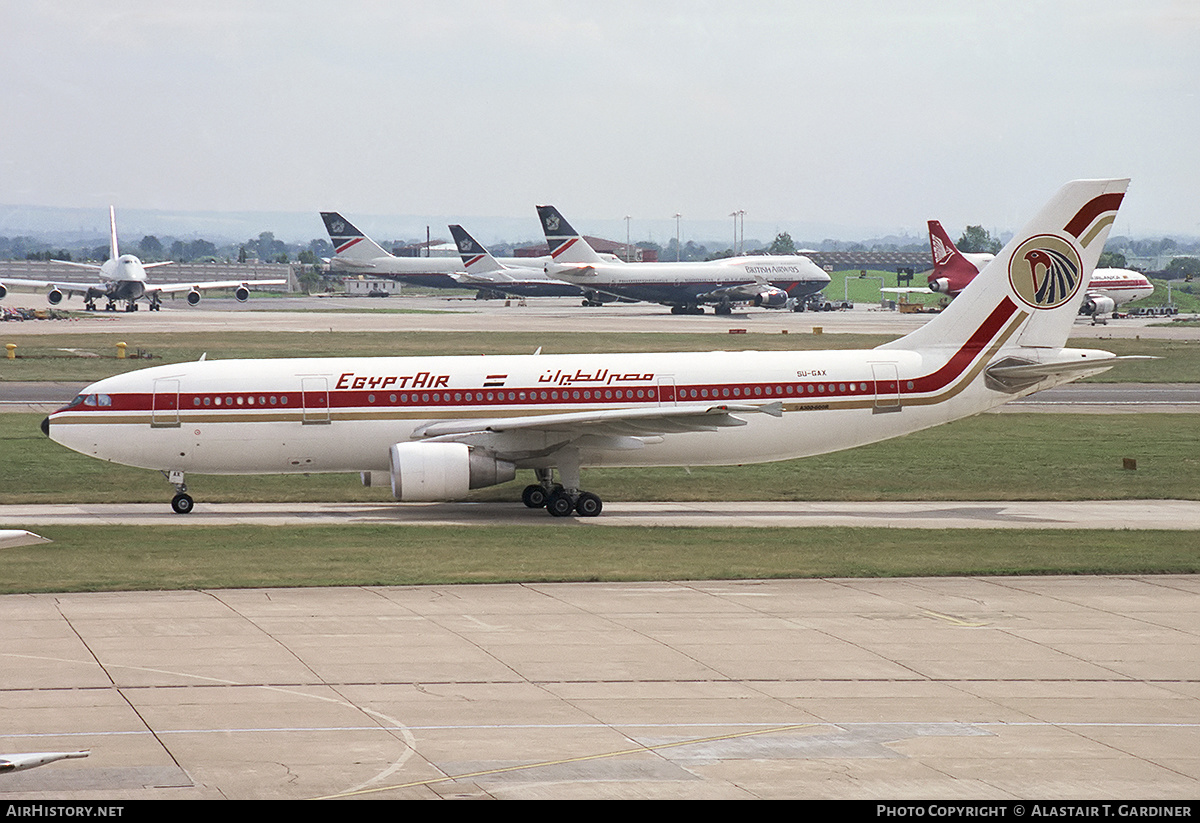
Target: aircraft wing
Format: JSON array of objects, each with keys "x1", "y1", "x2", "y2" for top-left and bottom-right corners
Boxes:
[
  {"x1": 451, "y1": 271, "x2": 516, "y2": 286},
  {"x1": 0, "y1": 277, "x2": 103, "y2": 297},
  {"x1": 146, "y1": 279, "x2": 288, "y2": 295},
  {"x1": 412, "y1": 402, "x2": 783, "y2": 456},
  {"x1": 693, "y1": 280, "x2": 782, "y2": 302},
  {"x1": 881, "y1": 287, "x2": 937, "y2": 294},
  {"x1": 547, "y1": 264, "x2": 597, "y2": 278}
]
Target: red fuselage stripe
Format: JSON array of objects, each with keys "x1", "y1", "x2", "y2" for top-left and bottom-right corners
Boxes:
[{"x1": 62, "y1": 299, "x2": 1019, "y2": 418}]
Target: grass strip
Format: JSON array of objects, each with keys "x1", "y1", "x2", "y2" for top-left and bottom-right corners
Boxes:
[{"x1": 2, "y1": 524, "x2": 1197, "y2": 594}]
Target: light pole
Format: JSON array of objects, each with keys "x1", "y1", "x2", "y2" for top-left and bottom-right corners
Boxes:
[
  {"x1": 625, "y1": 215, "x2": 632, "y2": 262},
  {"x1": 737, "y1": 209, "x2": 746, "y2": 254},
  {"x1": 730, "y1": 211, "x2": 738, "y2": 255},
  {"x1": 674, "y1": 213, "x2": 681, "y2": 261}
]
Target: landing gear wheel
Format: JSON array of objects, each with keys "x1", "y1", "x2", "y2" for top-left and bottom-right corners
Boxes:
[
  {"x1": 171, "y1": 493, "x2": 194, "y2": 514},
  {"x1": 574, "y1": 492, "x2": 603, "y2": 517},
  {"x1": 546, "y1": 491, "x2": 575, "y2": 518},
  {"x1": 522, "y1": 484, "x2": 548, "y2": 509}
]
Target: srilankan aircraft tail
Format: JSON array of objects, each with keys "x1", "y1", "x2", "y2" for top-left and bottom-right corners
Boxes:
[
  {"x1": 448, "y1": 225, "x2": 505, "y2": 275},
  {"x1": 536, "y1": 205, "x2": 605, "y2": 266},
  {"x1": 882, "y1": 178, "x2": 1128, "y2": 357},
  {"x1": 320, "y1": 212, "x2": 392, "y2": 264},
  {"x1": 927, "y1": 220, "x2": 988, "y2": 295}
]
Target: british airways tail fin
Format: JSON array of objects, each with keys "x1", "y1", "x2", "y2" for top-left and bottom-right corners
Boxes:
[
  {"x1": 448, "y1": 225, "x2": 504, "y2": 275},
  {"x1": 536, "y1": 206, "x2": 605, "y2": 265},
  {"x1": 882, "y1": 179, "x2": 1129, "y2": 355},
  {"x1": 320, "y1": 212, "x2": 392, "y2": 263}
]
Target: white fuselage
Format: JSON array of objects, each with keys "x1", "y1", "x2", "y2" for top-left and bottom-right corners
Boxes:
[
  {"x1": 46, "y1": 320, "x2": 1105, "y2": 480},
  {"x1": 547, "y1": 255, "x2": 831, "y2": 304},
  {"x1": 1087, "y1": 269, "x2": 1155, "y2": 305}
]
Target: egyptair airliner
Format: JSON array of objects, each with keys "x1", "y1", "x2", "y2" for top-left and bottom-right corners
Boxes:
[
  {"x1": 927, "y1": 219, "x2": 1153, "y2": 318},
  {"x1": 46, "y1": 180, "x2": 1135, "y2": 517},
  {"x1": 0, "y1": 207, "x2": 287, "y2": 312}
]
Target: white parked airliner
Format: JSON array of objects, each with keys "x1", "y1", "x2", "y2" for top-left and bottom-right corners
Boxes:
[
  {"x1": 0, "y1": 207, "x2": 287, "y2": 312},
  {"x1": 46, "y1": 180, "x2": 1133, "y2": 517},
  {"x1": 538, "y1": 205, "x2": 831, "y2": 314}
]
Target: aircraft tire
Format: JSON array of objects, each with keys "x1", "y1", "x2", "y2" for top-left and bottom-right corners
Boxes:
[
  {"x1": 574, "y1": 492, "x2": 602, "y2": 517},
  {"x1": 171, "y1": 493, "x2": 194, "y2": 515},
  {"x1": 521, "y1": 484, "x2": 548, "y2": 509},
  {"x1": 546, "y1": 492, "x2": 575, "y2": 518}
]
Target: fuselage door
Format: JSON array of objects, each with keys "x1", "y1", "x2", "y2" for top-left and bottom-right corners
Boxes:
[
  {"x1": 151, "y1": 378, "x2": 180, "y2": 428},
  {"x1": 656, "y1": 376, "x2": 676, "y2": 407},
  {"x1": 870, "y1": 363, "x2": 901, "y2": 413},
  {"x1": 301, "y1": 376, "x2": 331, "y2": 424}
]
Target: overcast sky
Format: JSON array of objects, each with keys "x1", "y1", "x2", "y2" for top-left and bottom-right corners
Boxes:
[{"x1": 2, "y1": 0, "x2": 1197, "y2": 243}]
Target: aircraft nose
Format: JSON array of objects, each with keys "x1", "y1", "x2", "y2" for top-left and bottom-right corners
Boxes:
[{"x1": 40, "y1": 416, "x2": 49, "y2": 437}]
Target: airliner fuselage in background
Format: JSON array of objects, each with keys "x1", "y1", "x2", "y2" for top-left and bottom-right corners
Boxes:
[
  {"x1": 0, "y1": 207, "x2": 287, "y2": 311},
  {"x1": 321, "y1": 212, "x2": 549, "y2": 292},
  {"x1": 537, "y1": 205, "x2": 830, "y2": 314},
  {"x1": 48, "y1": 180, "x2": 1133, "y2": 517}
]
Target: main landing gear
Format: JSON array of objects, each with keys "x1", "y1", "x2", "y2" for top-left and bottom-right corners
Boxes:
[{"x1": 520, "y1": 467, "x2": 603, "y2": 518}]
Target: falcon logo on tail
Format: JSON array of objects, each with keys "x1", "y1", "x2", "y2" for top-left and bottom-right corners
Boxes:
[{"x1": 1008, "y1": 234, "x2": 1082, "y2": 309}]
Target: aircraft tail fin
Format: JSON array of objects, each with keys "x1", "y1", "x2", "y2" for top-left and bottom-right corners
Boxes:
[
  {"x1": 321, "y1": 212, "x2": 392, "y2": 262},
  {"x1": 536, "y1": 206, "x2": 604, "y2": 265},
  {"x1": 448, "y1": 225, "x2": 504, "y2": 275},
  {"x1": 927, "y1": 220, "x2": 980, "y2": 294},
  {"x1": 882, "y1": 179, "x2": 1129, "y2": 355},
  {"x1": 108, "y1": 206, "x2": 120, "y2": 261}
]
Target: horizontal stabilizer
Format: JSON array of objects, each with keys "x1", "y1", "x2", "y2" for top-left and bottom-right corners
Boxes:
[{"x1": 985, "y1": 354, "x2": 1156, "y2": 392}]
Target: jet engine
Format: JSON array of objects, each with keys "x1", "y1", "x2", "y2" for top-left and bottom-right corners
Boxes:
[
  {"x1": 1081, "y1": 295, "x2": 1115, "y2": 317},
  {"x1": 186, "y1": 288, "x2": 202, "y2": 306},
  {"x1": 47, "y1": 289, "x2": 64, "y2": 305},
  {"x1": 751, "y1": 288, "x2": 789, "y2": 308},
  {"x1": 235, "y1": 286, "x2": 250, "y2": 302},
  {"x1": 389, "y1": 442, "x2": 515, "y2": 502},
  {"x1": 930, "y1": 278, "x2": 952, "y2": 294},
  {"x1": 0, "y1": 283, "x2": 6, "y2": 299}
]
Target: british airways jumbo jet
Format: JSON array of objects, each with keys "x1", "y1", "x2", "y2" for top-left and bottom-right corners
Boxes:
[
  {"x1": 538, "y1": 206, "x2": 831, "y2": 315},
  {"x1": 46, "y1": 180, "x2": 1134, "y2": 517}
]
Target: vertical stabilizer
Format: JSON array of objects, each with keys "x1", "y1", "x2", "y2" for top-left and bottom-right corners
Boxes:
[
  {"x1": 448, "y1": 225, "x2": 504, "y2": 274},
  {"x1": 108, "y1": 206, "x2": 120, "y2": 261},
  {"x1": 536, "y1": 206, "x2": 604, "y2": 265},
  {"x1": 927, "y1": 220, "x2": 986, "y2": 295},
  {"x1": 320, "y1": 212, "x2": 392, "y2": 262},
  {"x1": 882, "y1": 179, "x2": 1128, "y2": 355}
]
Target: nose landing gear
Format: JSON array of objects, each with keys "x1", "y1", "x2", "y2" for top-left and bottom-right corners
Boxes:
[{"x1": 162, "y1": 470, "x2": 194, "y2": 514}]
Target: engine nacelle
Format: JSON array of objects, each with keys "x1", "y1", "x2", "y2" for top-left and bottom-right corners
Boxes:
[
  {"x1": 1081, "y1": 295, "x2": 1116, "y2": 316},
  {"x1": 389, "y1": 442, "x2": 515, "y2": 502},
  {"x1": 930, "y1": 278, "x2": 952, "y2": 294},
  {"x1": 186, "y1": 289, "x2": 202, "y2": 306},
  {"x1": 47, "y1": 289, "x2": 64, "y2": 305},
  {"x1": 751, "y1": 288, "x2": 789, "y2": 308},
  {"x1": 234, "y1": 285, "x2": 250, "y2": 302},
  {"x1": 0, "y1": 283, "x2": 7, "y2": 299}
]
